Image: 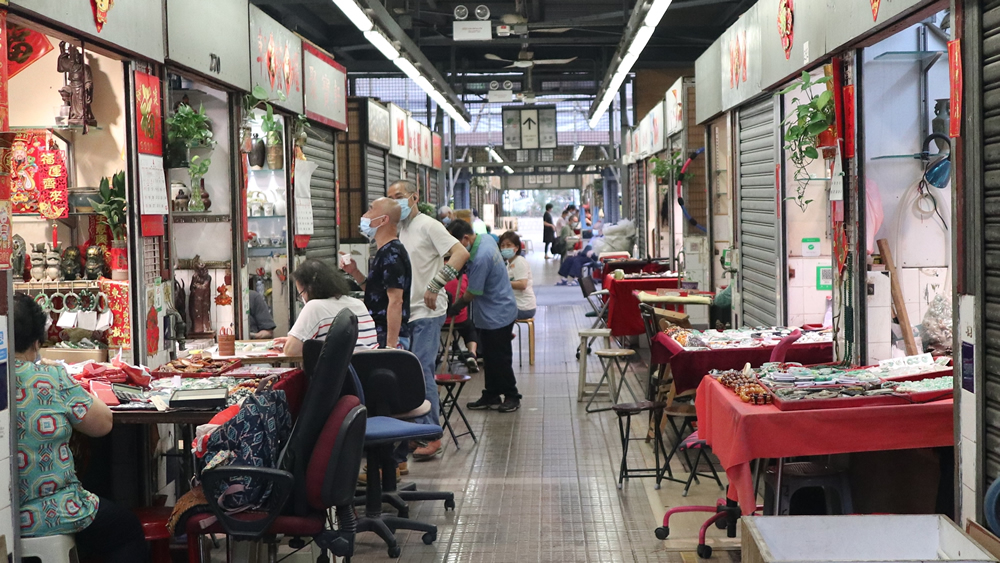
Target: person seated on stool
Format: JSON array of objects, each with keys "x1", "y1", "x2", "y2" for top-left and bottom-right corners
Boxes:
[
  {"x1": 444, "y1": 268, "x2": 481, "y2": 373},
  {"x1": 447, "y1": 219, "x2": 521, "y2": 413},
  {"x1": 499, "y1": 231, "x2": 536, "y2": 320},
  {"x1": 12, "y1": 294, "x2": 150, "y2": 563},
  {"x1": 247, "y1": 288, "x2": 276, "y2": 339}
]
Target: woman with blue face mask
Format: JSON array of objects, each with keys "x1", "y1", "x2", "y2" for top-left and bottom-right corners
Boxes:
[{"x1": 499, "y1": 231, "x2": 536, "y2": 320}]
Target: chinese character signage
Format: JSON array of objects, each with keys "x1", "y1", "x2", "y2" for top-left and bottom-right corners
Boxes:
[
  {"x1": 367, "y1": 99, "x2": 391, "y2": 149},
  {"x1": 134, "y1": 70, "x2": 162, "y2": 156},
  {"x1": 431, "y1": 133, "x2": 442, "y2": 170},
  {"x1": 419, "y1": 125, "x2": 432, "y2": 168},
  {"x1": 249, "y1": 5, "x2": 303, "y2": 114},
  {"x1": 6, "y1": 24, "x2": 53, "y2": 79},
  {"x1": 720, "y1": 2, "x2": 761, "y2": 111},
  {"x1": 665, "y1": 79, "x2": 684, "y2": 137},
  {"x1": 407, "y1": 117, "x2": 420, "y2": 163},
  {"x1": 389, "y1": 104, "x2": 408, "y2": 159},
  {"x1": 7, "y1": 131, "x2": 68, "y2": 219},
  {"x1": 303, "y1": 42, "x2": 347, "y2": 132}
]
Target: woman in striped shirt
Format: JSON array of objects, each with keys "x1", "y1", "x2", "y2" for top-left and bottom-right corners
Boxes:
[{"x1": 276, "y1": 259, "x2": 379, "y2": 357}]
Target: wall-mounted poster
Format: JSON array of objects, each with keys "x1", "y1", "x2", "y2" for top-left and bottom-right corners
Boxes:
[
  {"x1": 389, "y1": 104, "x2": 408, "y2": 158},
  {"x1": 647, "y1": 101, "x2": 664, "y2": 155},
  {"x1": 135, "y1": 70, "x2": 162, "y2": 156},
  {"x1": 431, "y1": 132, "x2": 442, "y2": 170},
  {"x1": 419, "y1": 125, "x2": 432, "y2": 168},
  {"x1": 367, "y1": 99, "x2": 391, "y2": 149},
  {"x1": 249, "y1": 5, "x2": 303, "y2": 114},
  {"x1": 303, "y1": 42, "x2": 347, "y2": 131},
  {"x1": 407, "y1": 117, "x2": 421, "y2": 163},
  {"x1": 665, "y1": 78, "x2": 684, "y2": 137}
]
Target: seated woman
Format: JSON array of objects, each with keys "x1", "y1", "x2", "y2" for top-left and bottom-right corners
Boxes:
[
  {"x1": 276, "y1": 259, "x2": 379, "y2": 356},
  {"x1": 13, "y1": 294, "x2": 149, "y2": 563},
  {"x1": 444, "y1": 271, "x2": 480, "y2": 372},
  {"x1": 499, "y1": 231, "x2": 536, "y2": 320}
]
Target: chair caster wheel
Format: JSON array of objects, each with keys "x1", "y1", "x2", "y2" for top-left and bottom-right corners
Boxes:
[
  {"x1": 444, "y1": 498, "x2": 456, "y2": 510},
  {"x1": 388, "y1": 545, "x2": 402, "y2": 558},
  {"x1": 317, "y1": 555, "x2": 331, "y2": 563},
  {"x1": 423, "y1": 532, "x2": 437, "y2": 545},
  {"x1": 655, "y1": 527, "x2": 669, "y2": 540},
  {"x1": 715, "y1": 517, "x2": 728, "y2": 530},
  {"x1": 697, "y1": 544, "x2": 712, "y2": 559}
]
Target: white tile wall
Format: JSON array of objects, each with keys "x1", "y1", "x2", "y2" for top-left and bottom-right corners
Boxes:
[
  {"x1": 787, "y1": 257, "x2": 833, "y2": 327},
  {"x1": 867, "y1": 271, "x2": 893, "y2": 362}
]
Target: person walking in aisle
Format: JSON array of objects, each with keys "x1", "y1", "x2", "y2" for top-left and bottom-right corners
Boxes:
[
  {"x1": 542, "y1": 203, "x2": 556, "y2": 259},
  {"x1": 447, "y1": 219, "x2": 521, "y2": 413},
  {"x1": 341, "y1": 197, "x2": 411, "y2": 350},
  {"x1": 390, "y1": 180, "x2": 470, "y2": 460}
]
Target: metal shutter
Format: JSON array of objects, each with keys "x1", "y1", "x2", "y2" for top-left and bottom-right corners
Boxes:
[
  {"x1": 982, "y1": 0, "x2": 1000, "y2": 482},
  {"x1": 387, "y1": 155, "x2": 402, "y2": 188},
  {"x1": 636, "y1": 159, "x2": 647, "y2": 257},
  {"x1": 304, "y1": 128, "x2": 337, "y2": 261},
  {"x1": 429, "y1": 170, "x2": 439, "y2": 207},
  {"x1": 406, "y1": 161, "x2": 418, "y2": 190},
  {"x1": 366, "y1": 145, "x2": 386, "y2": 206},
  {"x1": 736, "y1": 96, "x2": 782, "y2": 327}
]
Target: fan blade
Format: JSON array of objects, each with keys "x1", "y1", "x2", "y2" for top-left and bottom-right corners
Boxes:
[
  {"x1": 505, "y1": 60, "x2": 535, "y2": 68},
  {"x1": 533, "y1": 27, "x2": 572, "y2": 33},
  {"x1": 485, "y1": 53, "x2": 513, "y2": 62},
  {"x1": 531, "y1": 57, "x2": 578, "y2": 65}
]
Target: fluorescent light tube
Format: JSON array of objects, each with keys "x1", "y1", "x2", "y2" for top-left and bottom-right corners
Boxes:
[
  {"x1": 642, "y1": 0, "x2": 673, "y2": 28},
  {"x1": 393, "y1": 58, "x2": 422, "y2": 80},
  {"x1": 627, "y1": 25, "x2": 655, "y2": 57},
  {"x1": 364, "y1": 30, "x2": 399, "y2": 60},
  {"x1": 504, "y1": 166, "x2": 514, "y2": 174},
  {"x1": 331, "y1": 0, "x2": 373, "y2": 32}
]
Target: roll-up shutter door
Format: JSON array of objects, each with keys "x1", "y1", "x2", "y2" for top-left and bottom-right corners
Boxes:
[
  {"x1": 736, "y1": 96, "x2": 782, "y2": 327},
  {"x1": 980, "y1": 0, "x2": 1000, "y2": 482},
  {"x1": 429, "y1": 170, "x2": 439, "y2": 207},
  {"x1": 636, "y1": 160, "x2": 647, "y2": 257},
  {"x1": 406, "y1": 162, "x2": 418, "y2": 193},
  {"x1": 303, "y1": 128, "x2": 337, "y2": 261},
  {"x1": 366, "y1": 145, "x2": 386, "y2": 206},
  {"x1": 387, "y1": 155, "x2": 402, "y2": 188}
]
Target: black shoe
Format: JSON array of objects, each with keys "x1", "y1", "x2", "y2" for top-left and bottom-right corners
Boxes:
[
  {"x1": 465, "y1": 356, "x2": 479, "y2": 372},
  {"x1": 467, "y1": 395, "x2": 502, "y2": 410},
  {"x1": 497, "y1": 397, "x2": 521, "y2": 413}
]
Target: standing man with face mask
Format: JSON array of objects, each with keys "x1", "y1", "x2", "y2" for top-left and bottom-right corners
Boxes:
[
  {"x1": 342, "y1": 197, "x2": 411, "y2": 350},
  {"x1": 388, "y1": 180, "x2": 470, "y2": 460}
]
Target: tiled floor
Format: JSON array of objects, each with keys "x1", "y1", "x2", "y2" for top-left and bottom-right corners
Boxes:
[{"x1": 342, "y1": 248, "x2": 738, "y2": 562}]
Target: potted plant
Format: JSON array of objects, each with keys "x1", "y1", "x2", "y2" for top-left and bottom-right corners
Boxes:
[
  {"x1": 241, "y1": 86, "x2": 286, "y2": 155},
  {"x1": 779, "y1": 70, "x2": 837, "y2": 211},
  {"x1": 650, "y1": 151, "x2": 688, "y2": 189},
  {"x1": 186, "y1": 155, "x2": 211, "y2": 212},
  {"x1": 293, "y1": 114, "x2": 309, "y2": 149},
  {"x1": 165, "y1": 103, "x2": 215, "y2": 168},
  {"x1": 90, "y1": 171, "x2": 128, "y2": 279},
  {"x1": 261, "y1": 104, "x2": 284, "y2": 170}
]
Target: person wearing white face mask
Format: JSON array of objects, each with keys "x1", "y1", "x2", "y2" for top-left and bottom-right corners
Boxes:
[
  {"x1": 499, "y1": 231, "x2": 536, "y2": 320},
  {"x1": 342, "y1": 197, "x2": 411, "y2": 350}
]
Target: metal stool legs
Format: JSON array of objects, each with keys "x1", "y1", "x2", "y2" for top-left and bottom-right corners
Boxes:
[
  {"x1": 585, "y1": 352, "x2": 636, "y2": 413},
  {"x1": 616, "y1": 406, "x2": 668, "y2": 489},
  {"x1": 438, "y1": 380, "x2": 477, "y2": 448}
]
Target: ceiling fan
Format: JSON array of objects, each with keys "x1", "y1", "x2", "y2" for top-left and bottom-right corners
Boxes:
[{"x1": 485, "y1": 51, "x2": 578, "y2": 68}]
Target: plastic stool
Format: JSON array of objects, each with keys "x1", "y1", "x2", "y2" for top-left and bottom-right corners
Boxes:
[
  {"x1": 577, "y1": 328, "x2": 612, "y2": 402},
  {"x1": 514, "y1": 318, "x2": 535, "y2": 366},
  {"x1": 133, "y1": 506, "x2": 173, "y2": 563},
  {"x1": 22, "y1": 534, "x2": 79, "y2": 563},
  {"x1": 763, "y1": 461, "x2": 853, "y2": 515}
]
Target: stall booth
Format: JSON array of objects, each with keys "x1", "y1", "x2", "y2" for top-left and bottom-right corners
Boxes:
[
  {"x1": 388, "y1": 103, "x2": 408, "y2": 196},
  {"x1": 634, "y1": 105, "x2": 664, "y2": 259},
  {"x1": 300, "y1": 40, "x2": 348, "y2": 263},
  {"x1": 337, "y1": 97, "x2": 391, "y2": 271},
  {"x1": 163, "y1": 0, "x2": 250, "y2": 353},
  {"x1": 242, "y1": 5, "x2": 303, "y2": 339}
]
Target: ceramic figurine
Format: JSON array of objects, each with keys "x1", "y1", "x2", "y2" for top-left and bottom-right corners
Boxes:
[
  {"x1": 188, "y1": 256, "x2": 213, "y2": 335},
  {"x1": 12, "y1": 235, "x2": 26, "y2": 281},
  {"x1": 45, "y1": 244, "x2": 62, "y2": 282},
  {"x1": 61, "y1": 246, "x2": 82, "y2": 281},
  {"x1": 29, "y1": 243, "x2": 46, "y2": 282},
  {"x1": 56, "y1": 42, "x2": 96, "y2": 130},
  {"x1": 249, "y1": 134, "x2": 266, "y2": 169},
  {"x1": 84, "y1": 246, "x2": 105, "y2": 280}
]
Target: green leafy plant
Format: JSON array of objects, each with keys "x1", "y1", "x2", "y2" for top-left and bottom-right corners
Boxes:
[
  {"x1": 260, "y1": 104, "x2": 283, "y2": 146},
  {"x1": 418, "y1": 202, "x2": 436, "y2": 218},
  {"x1": 90, "y1": 171, "x2": 127, "y2": 240},
  {"x1": 241, "y1": 85, "x2": 286, "y2": 123},
  {"x1": 650, "y1": 152, "x2": 688, "y2": 186},
  {"x1": 188, "y1": 155, "x2": 211, "y2": 182},
  {"x1": 779, "y1": 70, "x2": 836, "y2": 211},
  {"x1": 166, "y1": 103, "x2": 215, "y2": 168}
]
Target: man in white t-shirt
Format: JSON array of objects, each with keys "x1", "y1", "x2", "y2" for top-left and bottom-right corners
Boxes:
[{"x1": 389, "y1": 180, "x2": 469, "y2": 460}]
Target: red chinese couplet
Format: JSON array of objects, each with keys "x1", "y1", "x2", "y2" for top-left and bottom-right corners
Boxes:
[
  {"x1": 6, "y1": 24, "x2": 53, "y2": 79},
  {"x1": 0, "y1": 10, "x2": 13, "y2": 271},
  {"x1": 843, "y1": 84, "x2": 856, "y2": 158},
  {"x1": 134, "y1": 70, "x2": 163, "y2": 156},
  {"x1": 140, "y1": 214, "x2": 164, "y2": 237},
  {"x1": 949, "y1": 39, "x2": 963, "y2": 138}
]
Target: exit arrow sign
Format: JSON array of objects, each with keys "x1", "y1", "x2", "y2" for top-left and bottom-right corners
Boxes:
[
  {"x1": 520, "y1": 109, "x2": 539, "y2": 148},
  {"x1": 523, "y1": 116, "x2": 536, "y2": 129}
]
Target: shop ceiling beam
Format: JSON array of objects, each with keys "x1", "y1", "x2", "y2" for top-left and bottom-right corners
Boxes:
[
  {"x1": 465, "y1": 160, "x2": 615, "y2": 167},
  {"x1": 418, "y1": 36, "x2": 623, "y2": 46},
  {"x1": 361, "y1": 0, "x2": 470, "y2": 120}
]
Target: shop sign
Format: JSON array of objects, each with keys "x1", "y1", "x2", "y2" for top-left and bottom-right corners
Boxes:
[
  {"x1": 6, "y1": 24, "x2": 53, "y2": 79},
  {"x1": 665, "y1": 78, "x2": 684, "y2": 137},
  {"x1": 166, "y1": 0, "x2": 250, "y2": 90},
  {"x1": 11, "y1": 0, "x2": 164, "y2": 61},
  {"x1": 407, "y1": 117, "x2": 421, "y2": 163},
  {"x1": 249, "y1": 5, "x2": 303, "y2": 114},
  {"x1": 501, "y1": 106, "x2": 556, "y2": 150},
  {"x1": 419, "y1": 125, "x2": 432, "y2": 168},
  {"x1": 431, "y1": 133, "x2": 442, "y2": 170},
  {"x1": 367, "y1": 99, "x2": 391, "y2": 149},
  {"x1": 636, "y1": 102, "x2": 663, "y2": 158},
  {"x1": 720, "y1": 3, "x2": 761, "y2": 111},
  {"x1": 777, "y1": 0, "x2": 793, "y2": 60},
  {"x1": 303, "y1": 43, "x2": 348, "y2": 132},
  {"x1": 134, "y1": 70, "x2": 162, "y2": 156},
  {"x1": 949, "y1": 39, "x2": 962, "y2": 138},
  {"x1": 389, "y1": 104, "x2": 408, "y2": 159}
]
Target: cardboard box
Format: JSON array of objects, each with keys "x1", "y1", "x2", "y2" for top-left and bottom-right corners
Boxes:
[
  {"x1": 655, "y1": 308, "x2": 692, "y2": 329},
  {"x1": 40, "y1": 348, "x2": 108, "y2": 364},
  {"x1": 743, "y1": 515, "x2": 996, "y2": 563}
]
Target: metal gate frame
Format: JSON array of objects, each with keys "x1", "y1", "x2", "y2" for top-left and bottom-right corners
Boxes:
[{"x1": 734, "y1": 94, "x2": 786, "y2": 328}]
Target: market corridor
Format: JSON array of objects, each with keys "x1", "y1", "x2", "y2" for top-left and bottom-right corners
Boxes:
[{"x1": 341, "y1": 248, "x2": 732, "y2": 563}]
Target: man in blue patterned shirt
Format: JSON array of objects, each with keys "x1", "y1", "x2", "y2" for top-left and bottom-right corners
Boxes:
[{"x1": 342, "y1": 197, "x2": 412, "y2": 349}]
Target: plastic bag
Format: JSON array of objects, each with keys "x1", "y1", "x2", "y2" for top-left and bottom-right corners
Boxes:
[{"x1": 920, "y1": 294, "x2": 952, "y2": 355}]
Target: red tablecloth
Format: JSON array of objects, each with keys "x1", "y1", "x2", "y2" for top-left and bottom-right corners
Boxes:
[
  {"x1": 651, "y1": 334, "x2": 834, "y2": 393},
  {"x1": 695, "y1": 377, "x2": 954, "y2": 515},
  {"x1": 603, "y1": 275, "x2": 680, "y2": 336},
  {"x1": 600, "y1": 260, "x2": 672, "y2": 281}
]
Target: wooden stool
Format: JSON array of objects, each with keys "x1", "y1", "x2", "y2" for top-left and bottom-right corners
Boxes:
[
  {"x1": 585, "y1": 348, "x2": 637, "y2": 413},
  {"x1": 514, "y1": 318, "x2": 535, "y2": 366},
  {"x1": 578, "y1": 328, "x2": 612, "y2": 402},
  {"x1": 22, "y1": 535, "x2": 78, "y2": 563}
]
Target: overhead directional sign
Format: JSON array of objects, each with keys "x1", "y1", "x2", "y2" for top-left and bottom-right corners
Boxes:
[{"x1": 502, "y1": 105, "x2": 558, "y2": 150}]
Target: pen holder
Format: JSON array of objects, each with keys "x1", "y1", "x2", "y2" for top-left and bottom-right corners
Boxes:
[{"x1": 218, "y1": 333, "x2": 236, "y2": 357}]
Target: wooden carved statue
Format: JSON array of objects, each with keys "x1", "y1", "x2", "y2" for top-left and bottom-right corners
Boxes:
[
  {"x1": 57, "y1": 42, "x2": 96, "y2": 130},
  {"x1": 188, "y1": 256, "x2": 213, "y2": 335}
]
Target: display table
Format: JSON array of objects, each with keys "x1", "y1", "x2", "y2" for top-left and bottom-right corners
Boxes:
[
  {"x1": 599, "y1": 259, "x2": 673, "y2": 282},
  {"x1": 636, "y1": 289, "x2": 714, "y2": 305},
  {"x1": 695, "y1": 377, "x2": 954, "y2": 514},
  {"x1": 212, "y1": 341, "x2": 304, "y2": 365},
  {"x1": 650, "y1": 333, "x2": 834, "y2": 394},
  {"x1": 603, "y1": 275, "x2": 680, "y2": 336}
]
